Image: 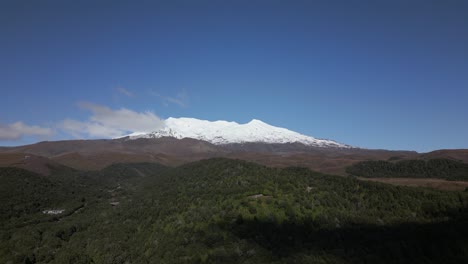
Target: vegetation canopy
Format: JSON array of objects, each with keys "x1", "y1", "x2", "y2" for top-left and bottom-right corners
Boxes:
[
  {"x1": 346, "y1": 158, "x2": 468, "y2": 181},
  {"x1": 1, "y1": 158, "x2": 468, "y2": 263}
]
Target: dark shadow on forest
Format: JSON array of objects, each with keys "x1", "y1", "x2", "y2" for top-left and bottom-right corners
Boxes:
[{"x1": 221, "y1": 210, "x2": 468, "y2": 263}]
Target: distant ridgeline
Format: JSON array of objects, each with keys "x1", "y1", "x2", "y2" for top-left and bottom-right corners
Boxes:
[{"x1": 346, "y1": 159, "x2": 468, "y2": 181}]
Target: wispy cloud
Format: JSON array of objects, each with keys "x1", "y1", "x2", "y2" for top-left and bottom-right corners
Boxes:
[
  {"x1": 0, "y1": 121, "x2": 53, "y2": 141},
  {"x1": 2, "y1": 102, "x2": 165, "y2": 141},
  {"x1": 151, "y1": 89, "x2": 189, "y2": 108},
  {"x1": 60, "y1": 102, "x2": 165, "y2": 138},
  {"x1": 116, "y1": 87, "x2": 134, "y2": 97}
]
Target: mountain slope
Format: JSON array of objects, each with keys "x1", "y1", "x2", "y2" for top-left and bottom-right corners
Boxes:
[{"x1": 125, "y1": 117, "x2": 350, "y2": 148}]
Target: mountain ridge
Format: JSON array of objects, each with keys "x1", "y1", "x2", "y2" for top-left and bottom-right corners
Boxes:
[
  {"x1": 1, "y1": 118, "x2": 466, "y2": 176},
  {"x1": 121, "y1": 117, "x2": 351, "y2": 148}
]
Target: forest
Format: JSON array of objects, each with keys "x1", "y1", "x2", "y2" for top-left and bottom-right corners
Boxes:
[
  {"x1": 346, "y1": 158, "x2": 468, "y2": 181},
  {"x1": 1, "y1": 158, "x2": 468, "y2": 263}
]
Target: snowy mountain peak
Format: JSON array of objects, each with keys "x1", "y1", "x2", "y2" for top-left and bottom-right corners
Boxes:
[
  {"x1": 125, "y1": 117, "x2": 351, "y2": 148},
  {"x1": 248, "y1": 119, "x2": 266, "y2": 124}
]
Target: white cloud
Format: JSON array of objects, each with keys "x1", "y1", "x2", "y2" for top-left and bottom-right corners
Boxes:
[
  {"x1": 61, "y1": 119, "x2": 122, "y2": 139},
  {"x1": 116, "y1": 87, "x2": 133, "y2": 97},
  {"x1": 151, "y1": 89, "x2": 189, "y2": 107},
  {"x1": 60, "y1": 102, "x2": 165, "y2": 138},
  {"x1": 0, "y1": 121, "x2": 53, "y2": 140}
]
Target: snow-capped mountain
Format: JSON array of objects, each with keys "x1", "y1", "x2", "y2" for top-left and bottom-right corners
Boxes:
[{"x1": 125, "y1": 117, "x2": 351, "y2": 148}]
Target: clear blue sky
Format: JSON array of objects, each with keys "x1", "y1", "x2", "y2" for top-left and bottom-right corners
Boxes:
[{"x1": 1, "y1": 0, "x2": 467, "y2": 152}]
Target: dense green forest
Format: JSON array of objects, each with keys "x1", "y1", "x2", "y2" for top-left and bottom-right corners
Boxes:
[
  {"x1": 346, "y1": 158, "x2": 468, "y2": 181},
  {"x1": 2, "y1": 158, "x2": 468, "y2": 263}
]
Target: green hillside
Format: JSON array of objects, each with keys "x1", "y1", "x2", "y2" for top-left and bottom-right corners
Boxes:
[
  {"x1": 1, "y1": 159, "x2": 468, "y2": 263},
  {"x1": 346, "y1": 158, "x2": 468, "y2": 181}
]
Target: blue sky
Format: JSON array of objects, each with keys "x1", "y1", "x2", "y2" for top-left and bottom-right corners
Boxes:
[{"x1": 1, "y1": 0, "x2": 467, "y2": 152}]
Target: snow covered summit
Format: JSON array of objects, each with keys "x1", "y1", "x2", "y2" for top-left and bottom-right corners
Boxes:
[{"x1": 125, "y1": 117, "x2": 350, "y2": 148}]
